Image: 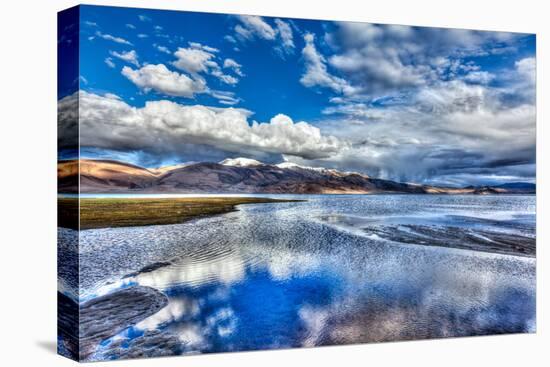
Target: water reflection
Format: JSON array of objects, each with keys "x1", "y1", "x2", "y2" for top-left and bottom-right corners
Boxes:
[{"x1": 76, "y1": 195, "x2": 535, "y2": 360}]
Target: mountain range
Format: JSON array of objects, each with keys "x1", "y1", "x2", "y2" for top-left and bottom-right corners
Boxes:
[{"x1": 58, "y1": 158, "x2": 536, "y2": 195}]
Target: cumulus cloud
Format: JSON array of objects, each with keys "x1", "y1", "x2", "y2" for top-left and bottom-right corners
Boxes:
[
  {"x1": 188, "y1": 42, "x2": 219, "y2": 53},
  {"x1": 515, "y1": 57, "x2": 536, "y2": 84},
  {"x1": 173, "y1": 43, "x2": 242, "y2": 85},
  {"x1": 57, "y1": 90, "x2": 79, "y2": 150},
  {"x1": 95, "y1": 31, "x2": 133, "y2": 45},
  {"x1": 69, "y1": 16, "x2": 535, "y2": 186},
  {"x1": 307, "y1": 75, "x2": 536, "y2": 185},
  {"x1": 317, "y1": 22, "x2": 528, "y2": 98},
  {"x1": 173, "y1": 46, "x2": 215, "y2": 75},
  {"x1": 122, "y1": 64, "x2": 206, "y2": 98},
  {"x1": 512, "y1": 57, "x2": 536, "y2": 103},
  {"x1": 234, "y1": 16, "x2": 296, "y2": 57},
  {"x1": 300, "y1": 33, "x2": 356, "y2": 95},
  {"x1": 235, "y1": 15, "x2": 277, "y2": 41},
  {"x1": 59, "y1": 91, "x2": 344, "y2": 160},
  {"x1": 110, "y1": 50, "x2": 140, "y2": 66},
  {"x1": 115, "y1": 42, "x2": 244, "y2": 103},
  {"x1": 292, "y1": 22, "x2": 535, "y2": 185}
]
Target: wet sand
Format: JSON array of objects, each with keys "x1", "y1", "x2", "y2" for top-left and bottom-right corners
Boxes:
[
  {"x1": 58, "y1": 286, "x2": 169, "y2": 360},
  {"x1": 364, "y1": 224, "x2": 535, "y2": 257}
]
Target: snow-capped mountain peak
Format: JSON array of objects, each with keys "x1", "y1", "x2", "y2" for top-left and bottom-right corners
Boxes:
[
  {"x1": 276, "y1": 161, "x2": 334, "y2": 173},
  {"x1": 220, "y1": 157, "x2": 263, "y2": 167},
  {"x1": 275, "y1": 161, "x2": 302, "y2": 169},
  {"x1": 219, "y1": 158, "x2": 368, "y2": 178},
  {"x1": 275, "y1": 161, "x2": 368, "y2": 178}
]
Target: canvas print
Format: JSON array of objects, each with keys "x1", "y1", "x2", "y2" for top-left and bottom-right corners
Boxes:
[{"x1": 57, "y1": 5, "x2": 536, "y2": 362}]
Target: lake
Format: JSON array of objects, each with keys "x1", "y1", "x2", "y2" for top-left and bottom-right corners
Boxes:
[{"x1": 61, "y1": 194, "x2": 536, "y2": 360}]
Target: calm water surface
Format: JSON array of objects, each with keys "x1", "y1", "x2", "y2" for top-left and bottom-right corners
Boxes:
[{"x1": 72, "y1": 195, "x2": 535, "y2": 360}]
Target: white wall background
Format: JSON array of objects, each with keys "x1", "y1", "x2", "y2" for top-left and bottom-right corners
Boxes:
[{"x1": 0, "y1": 0, "x2": 547, "y2": 365}]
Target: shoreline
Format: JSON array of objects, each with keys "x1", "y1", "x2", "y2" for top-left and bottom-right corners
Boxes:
[{"x1": 59, "y1": 197, "x2": 303, "y2": 230}]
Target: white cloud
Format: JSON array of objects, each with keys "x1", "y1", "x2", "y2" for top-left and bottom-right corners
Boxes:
[
  {"x1": 210, "y1": 90, "x2": 241, "y2": 105},
  {"x1": 173, "y1": 46, "x2": 216, "y2": 75},
  {"x1": 224, "y1": 35, "x2": 237, "y2": 44},
  {"x1": 122, "y1": 64, "x2": 206, "y2": 98},
  {"x1": 234, "y1": 25, "x2": 253, "y2": 40},
  {"x1": 95, "y1": 31, "x2": 132, "y2": 46},
  {"x1": 274, "y1": 19, "x2": 295, "y2": 53},
  {"x1": 173, "y1": 43, "x2": 241, "y2": 85},
  {"x1": 298, "y1": 25, "x2": 535, "y2": 185},
  {"x1": 138, "y1": 15, "x2": 151, "y2": 22},
  {"x1": 235, "y1": 15, "x2": 277, "y2": 41},
  {"x1": 188, "y1": 42, "x2": 219, "y2": 53},
  {"x1": 61, "y1": 91, "x2": 344, "y2": 160},
  {"x1": 104, "y1": 57, "x2": 115, "y2": 68},
  {"x1": 223, "y1": 58, "x2": 244, "y2": 77},
  {"x1": 125, "y1": 23, "x2": 136, "y2": 29},
  {"x1": 515, "y1": 57, "x2": 536, "y2": 85},
  {"x1": 233, "y1": 16, "x2": 296, "y2": 57},
  {"x1": 329, "y1": 48, "x2": 426, "y2": 91},
  {"x1": 300, "y1": 33, "x2": 356, "y2": 95},
  {"x1": 462, "y1": 71, "x2": 495, "y2": 85},
  {"x1": 296, "y1": 23, "x2": 534, "y2": 183},
  {"x1": 103, "y1": 93, "x2": 121, "y2": 100},
  {"x1": 317, "y1": 22, "x2": 527, "y2": 98},
  {"x1": 322, "y1": 102, "x2": 387, "y2": 120},
  {"x1": 110, "y1": 50, "x2": 140, "y2": 67},
  {"x1": 210, "y1": 70, "x2": 238, "y2": 85},
  {"x1": 155, "y1": 45, "x2": 170, "y2": 54},
  {"x1": 512, "y1": 57, "x2": 536, "y2": 104},
  {"x1": 310, "y1": 76, "x2": 536, "y2": 184},
  {"x1": 137, "y1": 33, "x2": 148, "y2": 39}
]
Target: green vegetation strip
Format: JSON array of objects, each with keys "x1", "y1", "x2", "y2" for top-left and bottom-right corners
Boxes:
[{"x1": 58, "y1": 197, "x2": 302, "y2": 230}]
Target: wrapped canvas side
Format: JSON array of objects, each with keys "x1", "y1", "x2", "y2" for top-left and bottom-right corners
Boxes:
[{"x1": 57, "y1": 5, "x2": 80, "y2": 362}]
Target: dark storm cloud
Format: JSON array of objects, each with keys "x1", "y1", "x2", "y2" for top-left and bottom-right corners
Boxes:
[{"x1": 298, "y1": 53, "x2": 536, "y2": 186}]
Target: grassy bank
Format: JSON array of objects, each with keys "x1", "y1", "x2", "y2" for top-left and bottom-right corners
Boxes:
[{"x1": 58, "y1": 197, "x2": 302, "y2": 230}]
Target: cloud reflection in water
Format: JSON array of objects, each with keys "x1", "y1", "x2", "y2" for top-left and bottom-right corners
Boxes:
[{"x1": 78, "y1": 195, "x2": 535, "y2": 360}]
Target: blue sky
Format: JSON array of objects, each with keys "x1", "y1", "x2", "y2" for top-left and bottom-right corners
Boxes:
[
  {"x1": 75, "y1": 6, "x2": 333, "y2": 122},
  {"x1": 58, "y1": 5, "x2": 536, "y2": 186}
]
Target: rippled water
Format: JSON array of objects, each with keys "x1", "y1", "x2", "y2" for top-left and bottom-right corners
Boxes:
[{"x1": 72, "y1": 195, "x2": 535, "y2": 360}]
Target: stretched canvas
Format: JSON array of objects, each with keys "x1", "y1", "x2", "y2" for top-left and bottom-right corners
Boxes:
[{"x1": 57, "y1": 4, "x2": 536, "y2": 362}]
